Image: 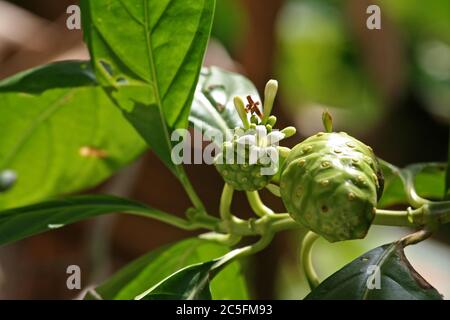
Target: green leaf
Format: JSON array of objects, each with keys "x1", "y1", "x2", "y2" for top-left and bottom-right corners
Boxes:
[
  {"x1": 445, "y1": 129, "x2": 450, "y2": 200},
  {"x1": 80, "y1": 0, "x2": 215, "y2": 172},
  {"x1": 306, "y1": 242, "x2": 443, "y2": 300},
  {"x1": 136, "y1": 244, "x2": 244, "y2": 300},
  {"x1": 210, "y1": 253, "x2": 249, "y2": 300},
  {"x1": 139, "y1": 260, "x2": 215, "y2": 300},
  {"x1": 0, "y1": 195, "x2": 188, "y2": 246},
  {"x1": 378, "y1": 160, "x2": 446, "y2": 208},
  {"x1": 86, "y1": 238, "x2": 248, "y2": 300},
  {"x1": 189, "y1": 67, "x2": 261, "y2": 143},
  {"x1": 0, "y1": 61, "x2": 147, "y2": 209}
]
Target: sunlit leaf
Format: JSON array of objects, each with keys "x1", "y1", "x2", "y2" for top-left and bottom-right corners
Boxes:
[
  {"x1": 0, "y1": 61, "x2": 146, "y2": 209},
  {"x1": 81, "y1": 0, "x2": 215, "y2": 172}
]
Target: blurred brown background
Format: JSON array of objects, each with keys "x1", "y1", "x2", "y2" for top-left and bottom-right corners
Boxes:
[{"x1": 0, "y1": 0, "x2": 448, "y2": 299}]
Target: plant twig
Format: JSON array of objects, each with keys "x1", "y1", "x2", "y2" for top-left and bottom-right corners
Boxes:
[
  {"x1": 374, "y1": 207, "x2": 424, "y2": 227},
  {"x1": 399, "y1": 229, "x2": 433, "y2": 247},
  {"x1": 176, "y1": 166, "x2": 207, "y2": 212},
  {"x1": 300, "y1": 231, "x2": 320, "y2": 290},
  {"x1": 246, "y1": 191, "x2": 274, "y2": 217},
  {"x1": 220, "y1": 183, "x2": 235, "y2": 221}
]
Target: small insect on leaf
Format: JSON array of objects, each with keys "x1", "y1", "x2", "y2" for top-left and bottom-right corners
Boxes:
[{"x1": 79, "y1": 146, "x2": 108, "y2": 159}]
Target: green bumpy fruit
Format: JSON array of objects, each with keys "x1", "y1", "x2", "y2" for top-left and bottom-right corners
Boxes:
[
  {"x1": 215, "y1": 141, "x2": 273, "y2": 192},
  {"x1": 280, "y1": 132, "x2": 383, "y2": 242}
]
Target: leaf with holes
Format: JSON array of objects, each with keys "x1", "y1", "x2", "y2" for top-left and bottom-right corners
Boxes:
[
  {"x1": 80, "y1": 0, "x2": 215, "y2": 173},
  {"x1": 0, "y1": 61, "x2": 146, "y2": 209},
  {"x1": 189, "y1": 67, "x2": 261, "y2": 143},
  {"x1": 378, "y1": 160, "x2": 447, "y2": 208},
  {"x1": 306, "y1": 242, "x2": 443, "y2": 300}
]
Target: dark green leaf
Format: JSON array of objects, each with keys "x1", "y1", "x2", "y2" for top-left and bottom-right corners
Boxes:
[
  {"x1": 139, "y1": 260, "x2": 215, "y2": 300},
  {"x1": 86, "y1": 238, "x2": 248, "y2": 300},
  {"x1": 189, "y1": 67, "x2": 260, "y2": 143},
  {"x1": 0, "y1": 61, "x2": 96, "y2": 92},
  {"x1": 81, "y1": 0, "x2": 215, "y2": 172},
  {"x1": 0, "y1": 195, "x2": 186, "y2": 245},
  {"x1": 0, "y1": 61, "x2": 147, "y2": 209},
  {"x1": 378, "y1": 160, "x2": 446, "y2": 208},
  {"x1": 306, "y1": 242, "x2": 443, "y2": 300},
  {"x1": 136, "y1": 244, "x2": 244, "y2": 300}
]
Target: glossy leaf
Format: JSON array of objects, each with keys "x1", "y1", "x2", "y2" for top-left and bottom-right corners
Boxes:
[
  {"x1": 378, "y1": 160, "x2": 446, "y2": 208},
  {"x1": 189, "y1": 67, "x2": 261, "y2": 143},
  {"x1": 0, "y1": 195, "x2": 188, "y2": 246},
  {"x1": 139, "y1": 260, "x2": 215, "y2": 300},
  {"x1": 85, "y1": 238, "x2": 248, "y2": 300},
  {"x1": 136, "y1": 244, "x2": 244, "y2": 300},
  {"x1": 0, "y1": 61, "x2": 147, "y2": 209},
  {"x1": 80, "y1": 0, "x2": 215, "y2": 172},
  {"x1": 306, "y1": 242, "x2": 443, "y2": 300}
]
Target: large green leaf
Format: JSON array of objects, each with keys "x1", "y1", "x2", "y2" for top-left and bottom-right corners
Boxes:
[
  {"x1": 378, "y1": 160, "x2": 446, "y2": 208},
  {"x1": 306, "y1": 242, "x2": 443, "y2": 300},
  {"x1": 189, "y1": 67, "x2": 260, "y2": 143},
  {"x1": 0, "y1": 195, "x2": 189, "y2": 246},
  {"x1": 0, "y1": 61, "x2": 146, "y2": 209},
  {"x1": 80, "y1": 0, "x2": 215, "y2": 172},
  {"x1": 136, "y1": 244, "x2": 245, "y2": 300},
  {"x1": 85, "y1": 238, "x2": 248, "y2": 300}
]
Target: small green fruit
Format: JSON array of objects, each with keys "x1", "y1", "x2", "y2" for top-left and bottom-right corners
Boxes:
[
  {"x1": 280, "y1": 132, "x2": 383, "y2": 242},
  {"x1": 214, "y1": 137, "x2": 274, "y2": 192}
]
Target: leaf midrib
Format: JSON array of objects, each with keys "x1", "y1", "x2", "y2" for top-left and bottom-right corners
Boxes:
[
  {"x1": 142, "y1": 0, "x2": 174, "y2": 165},
  {"x1": 361, "y1": 243, "x2": 398, "y2": 299}
]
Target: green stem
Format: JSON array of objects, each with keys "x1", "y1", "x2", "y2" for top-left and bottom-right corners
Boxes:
[
  {"x1": 175, "y1": 166, "x2": 206, "y2": 212},
  {"x1": 211, "y1": 232, "x2": 275, "y2": 277},
  {"x1": 375, "y1": 201, "x2": 450, "y2": 228},
  {"x1": 374, "y1": 207, "x2": 424, "y2": 227},
  {"x1": 246, "y1": 191, "x2": 274, "y2": 217},
  {"x1": 301, "y1": 231, "x2": 320, "y2": 290},
  {"x1": 237, "y1": 232, "x2": 275, "y2": 257},
  {"x1": 220, "y1": 183, "x2": 234, "y2": 221},
  {"x1": 199, "y1": 232, "x2": 242, "y2": 246},
  {"x1": 129, "y1": 208, "x2": 217, "y2": 231},
  {"x1": 401, "y1": 170, "x2": 430, "y2": 208},
  {"x1": 271, "y1": 216, "x2": 299, "y2": 233},
  {"x1": 216, "y1": 232, "x2": 275, "y2": 267}
]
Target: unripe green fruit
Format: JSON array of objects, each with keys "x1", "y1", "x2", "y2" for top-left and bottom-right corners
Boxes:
[
  {"x1": 280, "y1": 132, "x2": 383, "y2": 242},
  {"x1": 215, "y1": 140, "x2": 274, "y2": 191}
]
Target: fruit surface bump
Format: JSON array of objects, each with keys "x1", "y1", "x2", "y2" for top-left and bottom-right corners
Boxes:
[{"x1": 280, "y1": 132, "x2": 383, "y2": 242}]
